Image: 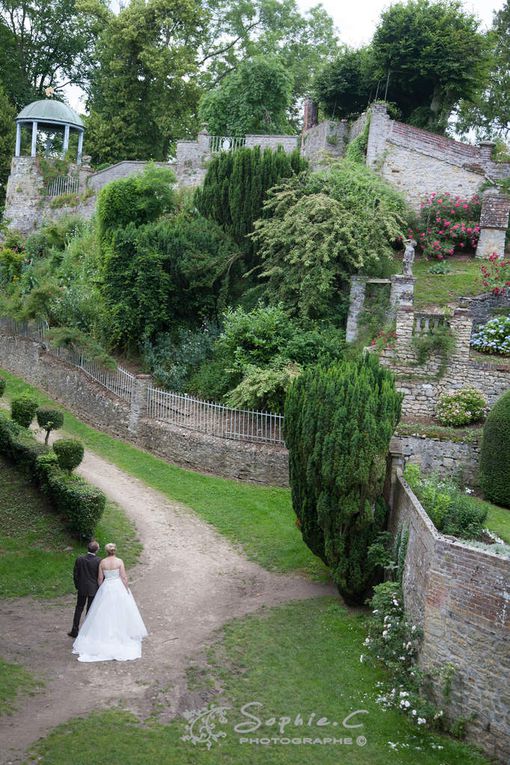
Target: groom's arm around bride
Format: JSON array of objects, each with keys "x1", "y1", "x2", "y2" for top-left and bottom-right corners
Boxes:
[{"x1": 67, "y1": 541, "x2": 101, "y2": 638}]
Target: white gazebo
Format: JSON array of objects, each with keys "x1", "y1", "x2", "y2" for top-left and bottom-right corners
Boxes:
[{"x1": 15, "y1": 99, "x2": 85, "y2": 164}]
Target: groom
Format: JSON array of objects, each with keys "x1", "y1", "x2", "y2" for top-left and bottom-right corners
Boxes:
[{"x1": 68, "y1": 541, "x2": 101, "y2": 638}]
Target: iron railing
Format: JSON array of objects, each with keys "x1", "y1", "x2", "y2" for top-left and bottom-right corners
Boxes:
[
  {"x1": 0, "y1": 319, "x2": 284, "y2": 444},
  {"x1": 147, "y1": 386, "x2": 284, "y2": 444},
  {"x1": 46, "y1": 175, "x2": 80, "y2": 197},
  {"x1": 208, "y1": 135, "x2": 246, "y2": 153}
]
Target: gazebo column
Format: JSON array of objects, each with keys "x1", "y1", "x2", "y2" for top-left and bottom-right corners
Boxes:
[
  {"x1": 15, "y1": 123, "x2": 21, "y2": 156},
  {"x1": 77, "y1": 129, "x2": 83, "y2": 164},
  {"x1": 30, "y1": 121, "x2": 38, "y2": 157},
  {"x1": 63, "y1": 123, "x2": 70, "y2": 157}
]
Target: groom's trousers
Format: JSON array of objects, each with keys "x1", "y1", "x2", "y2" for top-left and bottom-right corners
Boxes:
[{"x1": 71, "y1": 592, "x2": 95, "y2": 635}]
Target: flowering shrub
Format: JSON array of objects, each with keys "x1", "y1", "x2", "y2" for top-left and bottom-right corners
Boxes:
[
  {"x1": 408, "y1": 191, "x2": 481, "y2": 259},
  {"x1": 363, "y1": 582, "x2": 440, "y2": 728},
  {"x1": 435, "y1": 387, "x2": 487, "y2": 427},
  {"x1": 370, "y1": 328, "x2": 397, "y2": 352},
  {"x1": 480, "y1": 252, "x2": 510, "y2": 295},
  {"x1": 471, "y1": 315, "x2": 510, "y2": 356}
]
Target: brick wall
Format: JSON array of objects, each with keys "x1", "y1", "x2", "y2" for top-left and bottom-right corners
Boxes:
[
  {"x1": 0, "y1": 332, "x2": 289, "y2": 486},
  {"x1": 387, "y1": 466, "x2": 510, "y2": 762}
]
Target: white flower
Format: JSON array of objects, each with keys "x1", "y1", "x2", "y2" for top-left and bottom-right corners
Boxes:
[
  {"x1": 392, "y1": 599, "x2": 400, "y2": 606},
  {"x1": 399, "y1": 691, "x2": 409, "y2": 697},
  {"x1": 382, "y1": 630, "x2": 389, "y2": 638},
  {"x1": 412, "y1": 709, "x2": 417, "y2": 716},
  {"x1": 400, "y1": 699, "x2": 411, "y2": 708},
  {"x1": 360, "y1": 654, "x2": 365, "y2": 663},
  {"x1": 388, "y1": 742, "x2": 398, "y2": 750},
  {"x1": 364, "y1": 637, "x2": 371, "y2": 646},
  {"x1": 433, "y1": 710, "x2": 444, "y2": 719},
  {"x1": 411, "y1": 625, "x2": 417, "y2": 632},
  {"x1": 464, "y1": 487, "x2": 473, "y2": 494},
  {"x1": 417, "y1": 717, "x2": 426, "y2": 725}
]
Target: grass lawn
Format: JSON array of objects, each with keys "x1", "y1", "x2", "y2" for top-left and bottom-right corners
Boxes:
[
  {"x1": 412, "y1": 256, "x2": 482, "y2": 309},
  {"x1": 0, "y1": 454, "x2": 141, "y2": 598},
  {"x1": 0, "y1": 658, "x2": 41, "y2": 715},
  {"x1": 0, "y1": 369, "x2": 329, "y2": 582},
  {"x1": 469, "y1": 496, "x2": 510, "y2": 544},
  {"x1": 27, "y1": 598, "x2": 489, "y2": 765}
]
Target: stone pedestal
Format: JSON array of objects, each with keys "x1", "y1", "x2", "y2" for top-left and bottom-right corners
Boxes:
[
  {"x1": 476, "y1": 187, "x2": 510, "y2": 259},
  {"x1": 390, "y1": 275, "x2": 416, "y2": 315},
  {"x1": 128, "y1": 374, "x2": 152, "y2": 434}
]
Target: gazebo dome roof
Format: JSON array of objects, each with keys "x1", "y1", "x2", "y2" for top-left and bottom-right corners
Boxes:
[{"x1": 16, "y1": 100, "x2": 83, "y2": 129}]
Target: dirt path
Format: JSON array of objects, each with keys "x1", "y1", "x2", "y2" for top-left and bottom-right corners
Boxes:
[{"x1": 0, "y1": 448, "x2": 334, "y2": 763}]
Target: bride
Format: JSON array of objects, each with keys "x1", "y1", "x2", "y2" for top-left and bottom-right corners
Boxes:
[{"x1": 72, "y1": 542, "x2": 148, "y2": 662}]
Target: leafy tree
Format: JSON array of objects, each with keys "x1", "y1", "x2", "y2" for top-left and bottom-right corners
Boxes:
[
  {"x1": 85, "y1": 0, "x2": 202, "y2": 164},
  {"x1": 252, "y1": 161, "x2": 410, "y2": 323},
  {"x1": 100, "y1": 212, "x2": 238, "y2": 351},
  {"x1": 0, "y1": 0, "x2": 109, "y2": 99},
  {"x1": 479, "y1": 389, "x2": 510, "y2": 508},
  {"x1": 195, "y1": 145, "x2": 306, "y2": 269},
  {"x1": 284, "y1": 354, "x2": 402, "y2": 604},
  {"x1": 199, "y1": 56, "x2": 294, "y2": 136},
  {"x1": 198, "y1": 0, "x2": 339, "y2": 116},
  {"x1": 11, "y1": 395, "x2": 38, "y2": 428},
  {"x1": 0, "y1": 83, "x2": 15, "y2": 204},
  {"x1": 314, "y1": 47, "x2": 374, "y2": 120},
  {"x1": 456, "y1": 1, "x2": 510, "y2": 139},
  {"x1": 53, "y1": 438, "x2": 84, "y2": 471},
  {"x1": 370, "y1": 0, "x2": 489, "y2": 133}
]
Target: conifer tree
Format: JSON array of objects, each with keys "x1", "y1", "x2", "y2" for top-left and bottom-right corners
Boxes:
[{"x1": 284, "y1": 355, "x2": 402, "y2": 604}]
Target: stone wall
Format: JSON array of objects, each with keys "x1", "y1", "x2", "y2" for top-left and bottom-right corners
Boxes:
[
  {"x1": 300, "y1": 120, "x2": 348, "y2": 168},
  {"x1": 0, "y1": 332, "x2": 289, "y2": 486},
  {"x1": 386, "y1": 461, "x2": 510, "y2": 762},
  {"x1": 380, "y1": 307, "x2": 510, "y2": 417},
  {"x1": 460, "y1": 289, "x2": 510, "y2": 329},
  {"x1": 393, "y1": 434, "x2": 480, "y2": 484}
]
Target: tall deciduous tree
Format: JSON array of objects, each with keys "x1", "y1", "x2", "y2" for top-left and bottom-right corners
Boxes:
[
  {"x1": 0, "y1": 0, "x2": 109, "y2": 101},
  {"x1": 85, "y1": 0, "x2": 203, "y2": 164},
  {"x1": 284, "y1": 355, "x2": 402, "y2": 604},
  {"x1": 456, "y1": 1, "x2": 510, "y2": 140},
  {"x1": 0, "y1": 83, "x2": 15, "y2": 205},
  {"x1": 313, "y1": 47, "x2": 374, "y2": 120},
  {"x1": 199, "y1": 56, "x2": 294, "y2": 136}
]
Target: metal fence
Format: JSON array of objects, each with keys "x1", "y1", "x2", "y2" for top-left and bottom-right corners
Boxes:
[
  {"x1": 46, "y1": 175, "x2": 80, "y2": 197},
  {"x1": 147, "y1": 386, "x2": 284, "y2": 444},
  {"x1": 208, "y1": 135, "x2": 246, "y2": 153},
  {"x1": 0, "y1": 318, "x2": 284, "y2": 445}
]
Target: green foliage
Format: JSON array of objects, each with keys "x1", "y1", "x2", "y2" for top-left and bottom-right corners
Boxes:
[
  {"x1": 52, "y1": 438, "x2": 84, "y2": 472},
  {"x1": 344, "y1": 120, "x2": 370, "y2": 163},
  {"x1": 85, "y1": 0, "x2": 201, "y2": 165},
  {"x1": 479, "y1": 389, "x2": 510, "y2": 508},
  {"x1": 11, "y1": 395, "x2": 38, "y2": 428},
  {"x1": 0, "y1": 412, "x2": 104, "y2": 540},
  {"x1": 100, "y1": 211, "x2": 237, "y2": 351},
  {"x1": 224, "y1": 360, "x2": 301, "y2": 412},
  {"x1": 435, "y1": 388, "x2": 487, "y2": 427},
  {"x1": 411, "y1": 323, "x2": 456, "y2": 376},
  {"x1": 404, "y1": 464, "x2": 487, "y2": 539},
  {"x1": 25, "y1": 215, "x2": 85, "y2": 260},
  {"x1": 314, "y1": 48, "x2": 374, "y2": 120},
  {"x1": 253, "y1": 161, "x2": 409, "y2": 323},
  {"x1": 0, "y1": 377, "x2": 5, "y2": 397},
  {"x1": 195, "y1": 145, "x2": 307, "y2": 267},
  {"x1": 284, "y1": 354, "x2": 402, "y2": 603},
  {"x1": 36, "y1": 408, "x2": 64, "y2": 444},
  {"x1": 142, "y1": 323, "x2": 220, "y2": 392},
  {"x1": 199, "y1": 56, "x2": 294, "y2": 136},
  {"x1": 38, "y1": 156, "x2": 71, "y2": 187},
  {"x1": 0, "y1": 83, "x2": 15, "y2": 203},
  {"x1": 96, "y1": 165, "x2": 177, "y2": 248}
]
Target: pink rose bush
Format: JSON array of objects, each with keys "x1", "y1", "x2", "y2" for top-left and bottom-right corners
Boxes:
[{"x1": 408, "y1": 192, "x2": 481, "y2": 260}]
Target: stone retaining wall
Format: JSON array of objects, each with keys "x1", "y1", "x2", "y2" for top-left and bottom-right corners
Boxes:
[
  {"x1": 0, "y1": 332, "x2": 289, "y2": 486},
  {"x1": 386, "y1": 461, "x2": 510, "y2": 763},
  {"x1": 393, "y1": 434, "x2": 480, "y2": 484}
]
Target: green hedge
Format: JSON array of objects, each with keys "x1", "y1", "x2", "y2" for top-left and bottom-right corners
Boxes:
[
  {"x1": 480, "y1": 390, "x2": 510, "y2": 508},
  {"x1": 0, "y1": 412, "x2": 105, "y2": 539}
]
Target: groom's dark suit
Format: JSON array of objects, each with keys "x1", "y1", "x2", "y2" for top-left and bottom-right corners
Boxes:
[{"x1": 69, "y1": 552, "x2": 101, "y2": 637}]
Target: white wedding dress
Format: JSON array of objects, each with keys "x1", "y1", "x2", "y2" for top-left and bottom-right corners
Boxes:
[{"x1": 72, "y1": 569, "x2": 148, "y2": 662}]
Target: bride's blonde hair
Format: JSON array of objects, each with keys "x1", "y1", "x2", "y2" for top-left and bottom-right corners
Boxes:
[{"x1": 105, "y1": 542, "x2": 117, "y2": 556}]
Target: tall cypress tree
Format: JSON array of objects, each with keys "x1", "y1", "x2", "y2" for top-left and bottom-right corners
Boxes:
[
  {"x1": 284, "y1": 355, "x2": 402, "y2": 605},
  {"x1": 195, "y1": 145, "x2": 307, "y2": 267}
]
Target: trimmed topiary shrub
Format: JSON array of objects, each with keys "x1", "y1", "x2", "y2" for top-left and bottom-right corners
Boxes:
[
  {"x1": 435, "y1": 387, "x2": 487, "y2": 427},
  {"x1": 480, "y1": 390, "x2": 510, "y2": 508},
  {"x1": 284, "y1": 354, "x2": 402, "y2": 605},
  {"x1": 11, "y1": 395, "x2": 38, "y2": 428},
  {"x1": 0, "y1": 412, "x2": 47, "y2": 470},
  {"x1": 53, "y1": 439, "x2": 84, "y2": 472},
  {"x1": 36, "y1": 453, "x2": 105, "y2": 539},
  {"x1": 0, "y1": 377, "x2": 5, "y2": 397},
  {"x1": 36, "y1": 408, "x2": 64, "y2": 444}
]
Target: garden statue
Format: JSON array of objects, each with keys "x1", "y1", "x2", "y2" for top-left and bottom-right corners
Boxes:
[{"x1": 403, "y1": 239, "x2": 416, "y2": 276}]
